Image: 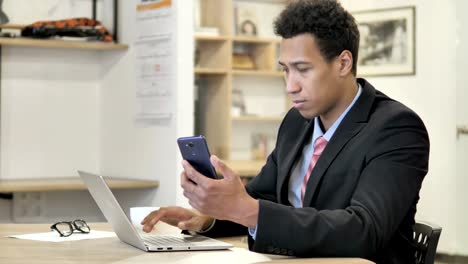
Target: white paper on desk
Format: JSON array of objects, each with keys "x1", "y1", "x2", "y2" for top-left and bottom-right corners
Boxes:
[{"x1": 7, "y1": 230, "x2": 116, "y2": 242}]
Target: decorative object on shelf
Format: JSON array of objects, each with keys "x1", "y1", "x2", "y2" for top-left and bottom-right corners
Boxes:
[
  {"x1": 195, "y1": 27, "x2": 220, "y2": 37},
  {"x1": 21, "y1": 17, "x2": 114, "y2": 42},
  {"x1": 233, "y1": 53, "x2": 255, "y2": 69},
  {"x1": 354, "y1": 6, "x2": 415, "y2": 76},
  {"x1": 231, "y1": 88, "x2": 246, "y2": 117},
  {"x1": 235, "y1": 2, "x2": 258, "y2": 36},
  {"x1": 0, "y1": 24, "x2": 21, "y2": 38},
  {"x1": 0, "y1": 0, "x2": 9, "y2": 24},
  {"x1": 251, "y1": 133, "x2": 268, "y2": 161},
  {"x1": 232, "y1": 42, "x2": 255, "y2": 69}
]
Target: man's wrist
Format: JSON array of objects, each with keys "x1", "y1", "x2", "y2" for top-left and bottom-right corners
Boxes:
[{"x1": 234, "y1": 197, "x2": 259, "y2": 228}]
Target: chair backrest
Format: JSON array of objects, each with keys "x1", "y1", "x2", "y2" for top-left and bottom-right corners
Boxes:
[{"x1": 413, "y1": 221, "x2": 442, "y2": 264}]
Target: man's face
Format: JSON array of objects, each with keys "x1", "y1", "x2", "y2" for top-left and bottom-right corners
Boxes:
[{"x1": 279, "y1": 34, "x2": 343, "y2": 120}]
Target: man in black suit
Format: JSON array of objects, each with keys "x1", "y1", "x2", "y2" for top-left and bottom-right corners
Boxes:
[{"x1": 142, "y1": 0, "x2": 429, "y2": 263}]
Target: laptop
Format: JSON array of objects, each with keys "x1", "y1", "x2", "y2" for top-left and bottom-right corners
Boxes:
[{"x1": 78, "y1": 170, "x2": 233, "y2": 252}]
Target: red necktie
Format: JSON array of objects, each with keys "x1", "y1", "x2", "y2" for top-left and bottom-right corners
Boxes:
[{"x1": 301, "y1": 136, "x2": 328, "y2": 204}]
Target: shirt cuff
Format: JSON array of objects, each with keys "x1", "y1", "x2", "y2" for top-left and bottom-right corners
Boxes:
[
  {"x1": 248, "y1": 225, "x2": 258, "y2": 240},
  {"x1": 197, "y1": 219, "x2": 216, "y2": 233}
]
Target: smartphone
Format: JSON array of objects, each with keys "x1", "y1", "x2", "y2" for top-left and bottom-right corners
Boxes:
[{"x1": 177, "y1": 135, "x2": 219, "y2": 179}]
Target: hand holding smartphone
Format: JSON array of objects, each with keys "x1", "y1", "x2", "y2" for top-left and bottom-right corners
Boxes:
[{"x1": 177, "y1": 135, "x2": 219, "y2": 179}]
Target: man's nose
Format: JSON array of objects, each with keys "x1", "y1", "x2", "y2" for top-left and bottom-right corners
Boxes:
[{"x1": 285, "y1": 75, "x2": 301, "y2": 94}]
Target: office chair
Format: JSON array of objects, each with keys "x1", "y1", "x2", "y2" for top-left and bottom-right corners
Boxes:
[{"x1": 413, "y1": 221, "x2": 442, "y2": 264}]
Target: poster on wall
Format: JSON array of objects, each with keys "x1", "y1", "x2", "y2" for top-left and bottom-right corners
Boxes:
[
  {"x1": 134, "y1": 0, "x2": 174, "y2": 126},
  {"x1": 353, "y1": 6, "x2": 415, "y2": 77}
]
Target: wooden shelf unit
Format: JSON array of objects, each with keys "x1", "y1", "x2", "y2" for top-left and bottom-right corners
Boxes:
[
  {"x1": 0, "y1": 37, "x2": 128, "y2": 51},
  {"x1": 225, "y1": 160, "x2": 266, "y2": 177},
  {"x1": 194, "y1": 0, "x2": 287, "y2": 176}
]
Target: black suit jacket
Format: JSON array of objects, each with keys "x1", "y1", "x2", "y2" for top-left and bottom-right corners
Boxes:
[{"x1": 204, "y1": 79, "x2": 429, "y2": 264}]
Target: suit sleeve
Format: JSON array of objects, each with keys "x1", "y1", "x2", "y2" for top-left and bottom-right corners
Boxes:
[
  {"x1": 249, "y1": 109, "x2": 429, "y2": 258},
  {"x1": 198, "y1": 150, "x2": 280, "y2": 238}
]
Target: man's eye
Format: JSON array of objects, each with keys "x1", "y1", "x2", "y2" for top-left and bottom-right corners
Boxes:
[{"x1": 298, "y1": 68, "x2": 309, "y2": 73}]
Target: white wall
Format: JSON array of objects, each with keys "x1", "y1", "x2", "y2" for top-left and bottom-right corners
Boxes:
[
  {"x1": 1, "y1": 48, "x2": 101, "y2": 179},
  {"x1": 0, "y1": 0, "x2": 104, "y2": 220},
  {"x1": 99, "y1": 0, "x2": 193, "y2": 207},
  {"x1": 454, "y1": 0, "x2": 468, "y2": 253},
  {"x1": 0, "y1": 0, "x2": 193, "y2": 221},
  {"x1": 343, "y1": 0, "x2": 464, "y2": 255},
  {"x1": 4, "y1": 0, "x2": 101, "y2": 24}
]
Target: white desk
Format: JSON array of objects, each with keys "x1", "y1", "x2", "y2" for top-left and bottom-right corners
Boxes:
[{"x1": 0, "y1": 222, "x2": 374, "y2": 264}]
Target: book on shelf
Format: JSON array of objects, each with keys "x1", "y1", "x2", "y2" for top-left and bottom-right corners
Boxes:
[
  {"x1": 55, "y1": 36, "x2": 100, "y2": 42},
  {"x1": 194, "y1": 27, "x2": 220, "y2": 37},
  {"x1": 0, "y1": 24, "x2": 23, "y2": 38}
]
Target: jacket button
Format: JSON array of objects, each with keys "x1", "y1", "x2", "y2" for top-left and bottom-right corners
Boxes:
[
  {"x1": 267, "y1": 246, "x2": 274, "y2": 253},
  {"x1": 281, "y1": 248, "x2": 288, "y2": 255},
  {"x1": 273, "y1": 248, "x2": 281, "y2": 254},
  {"x1": 288, "y1": 249, "x2": 295, "y2": 256}
]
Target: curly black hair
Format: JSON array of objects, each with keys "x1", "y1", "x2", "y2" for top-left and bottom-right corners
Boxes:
[{"x1": 274, "y1": 0, "x2": 360, "y2": 75}]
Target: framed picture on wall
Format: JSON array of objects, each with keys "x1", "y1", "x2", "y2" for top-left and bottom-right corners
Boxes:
[
  {"x1": 353, "y1": 6, "x2": 415, "y2": 77},
  {"x1": 234, "y1": 2, "x2": 259, "y2": 37}
]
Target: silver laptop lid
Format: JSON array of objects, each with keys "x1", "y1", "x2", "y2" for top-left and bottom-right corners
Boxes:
[{"x1": 78, "y1": 170, "x2": 148, "y2": 251}]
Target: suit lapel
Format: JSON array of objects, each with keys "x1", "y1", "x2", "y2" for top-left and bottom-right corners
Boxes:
[
  {"x1": 277, "y1": 119, "x2": 314, "y2": 204},
  {"x1": 301, "y1": 123, "x2": 365, "y2": 205},
  {"x1": 302, "y1": 79, "x2": 376, "y2": 205}
]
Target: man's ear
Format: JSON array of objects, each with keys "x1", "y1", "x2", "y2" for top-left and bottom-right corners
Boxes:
[{"x1": 337, "y1": 50, "x2": 353, "y2": 76}]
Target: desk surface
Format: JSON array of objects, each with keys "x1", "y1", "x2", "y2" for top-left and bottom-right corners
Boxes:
[{"x1": 0, "y1": 223, "x2": 373, "y2": 264}]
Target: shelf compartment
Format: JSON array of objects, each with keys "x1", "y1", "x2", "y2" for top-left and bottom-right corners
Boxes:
[
  {"x1": 195, "y1": 39, "x2": 230, "y2": 69},
  {"x1": 232, "y1": 41, "x2": 277, "y2": 71},
  {"x1": 196, "y1": 74, "x2": 231, "y2": 159}
]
